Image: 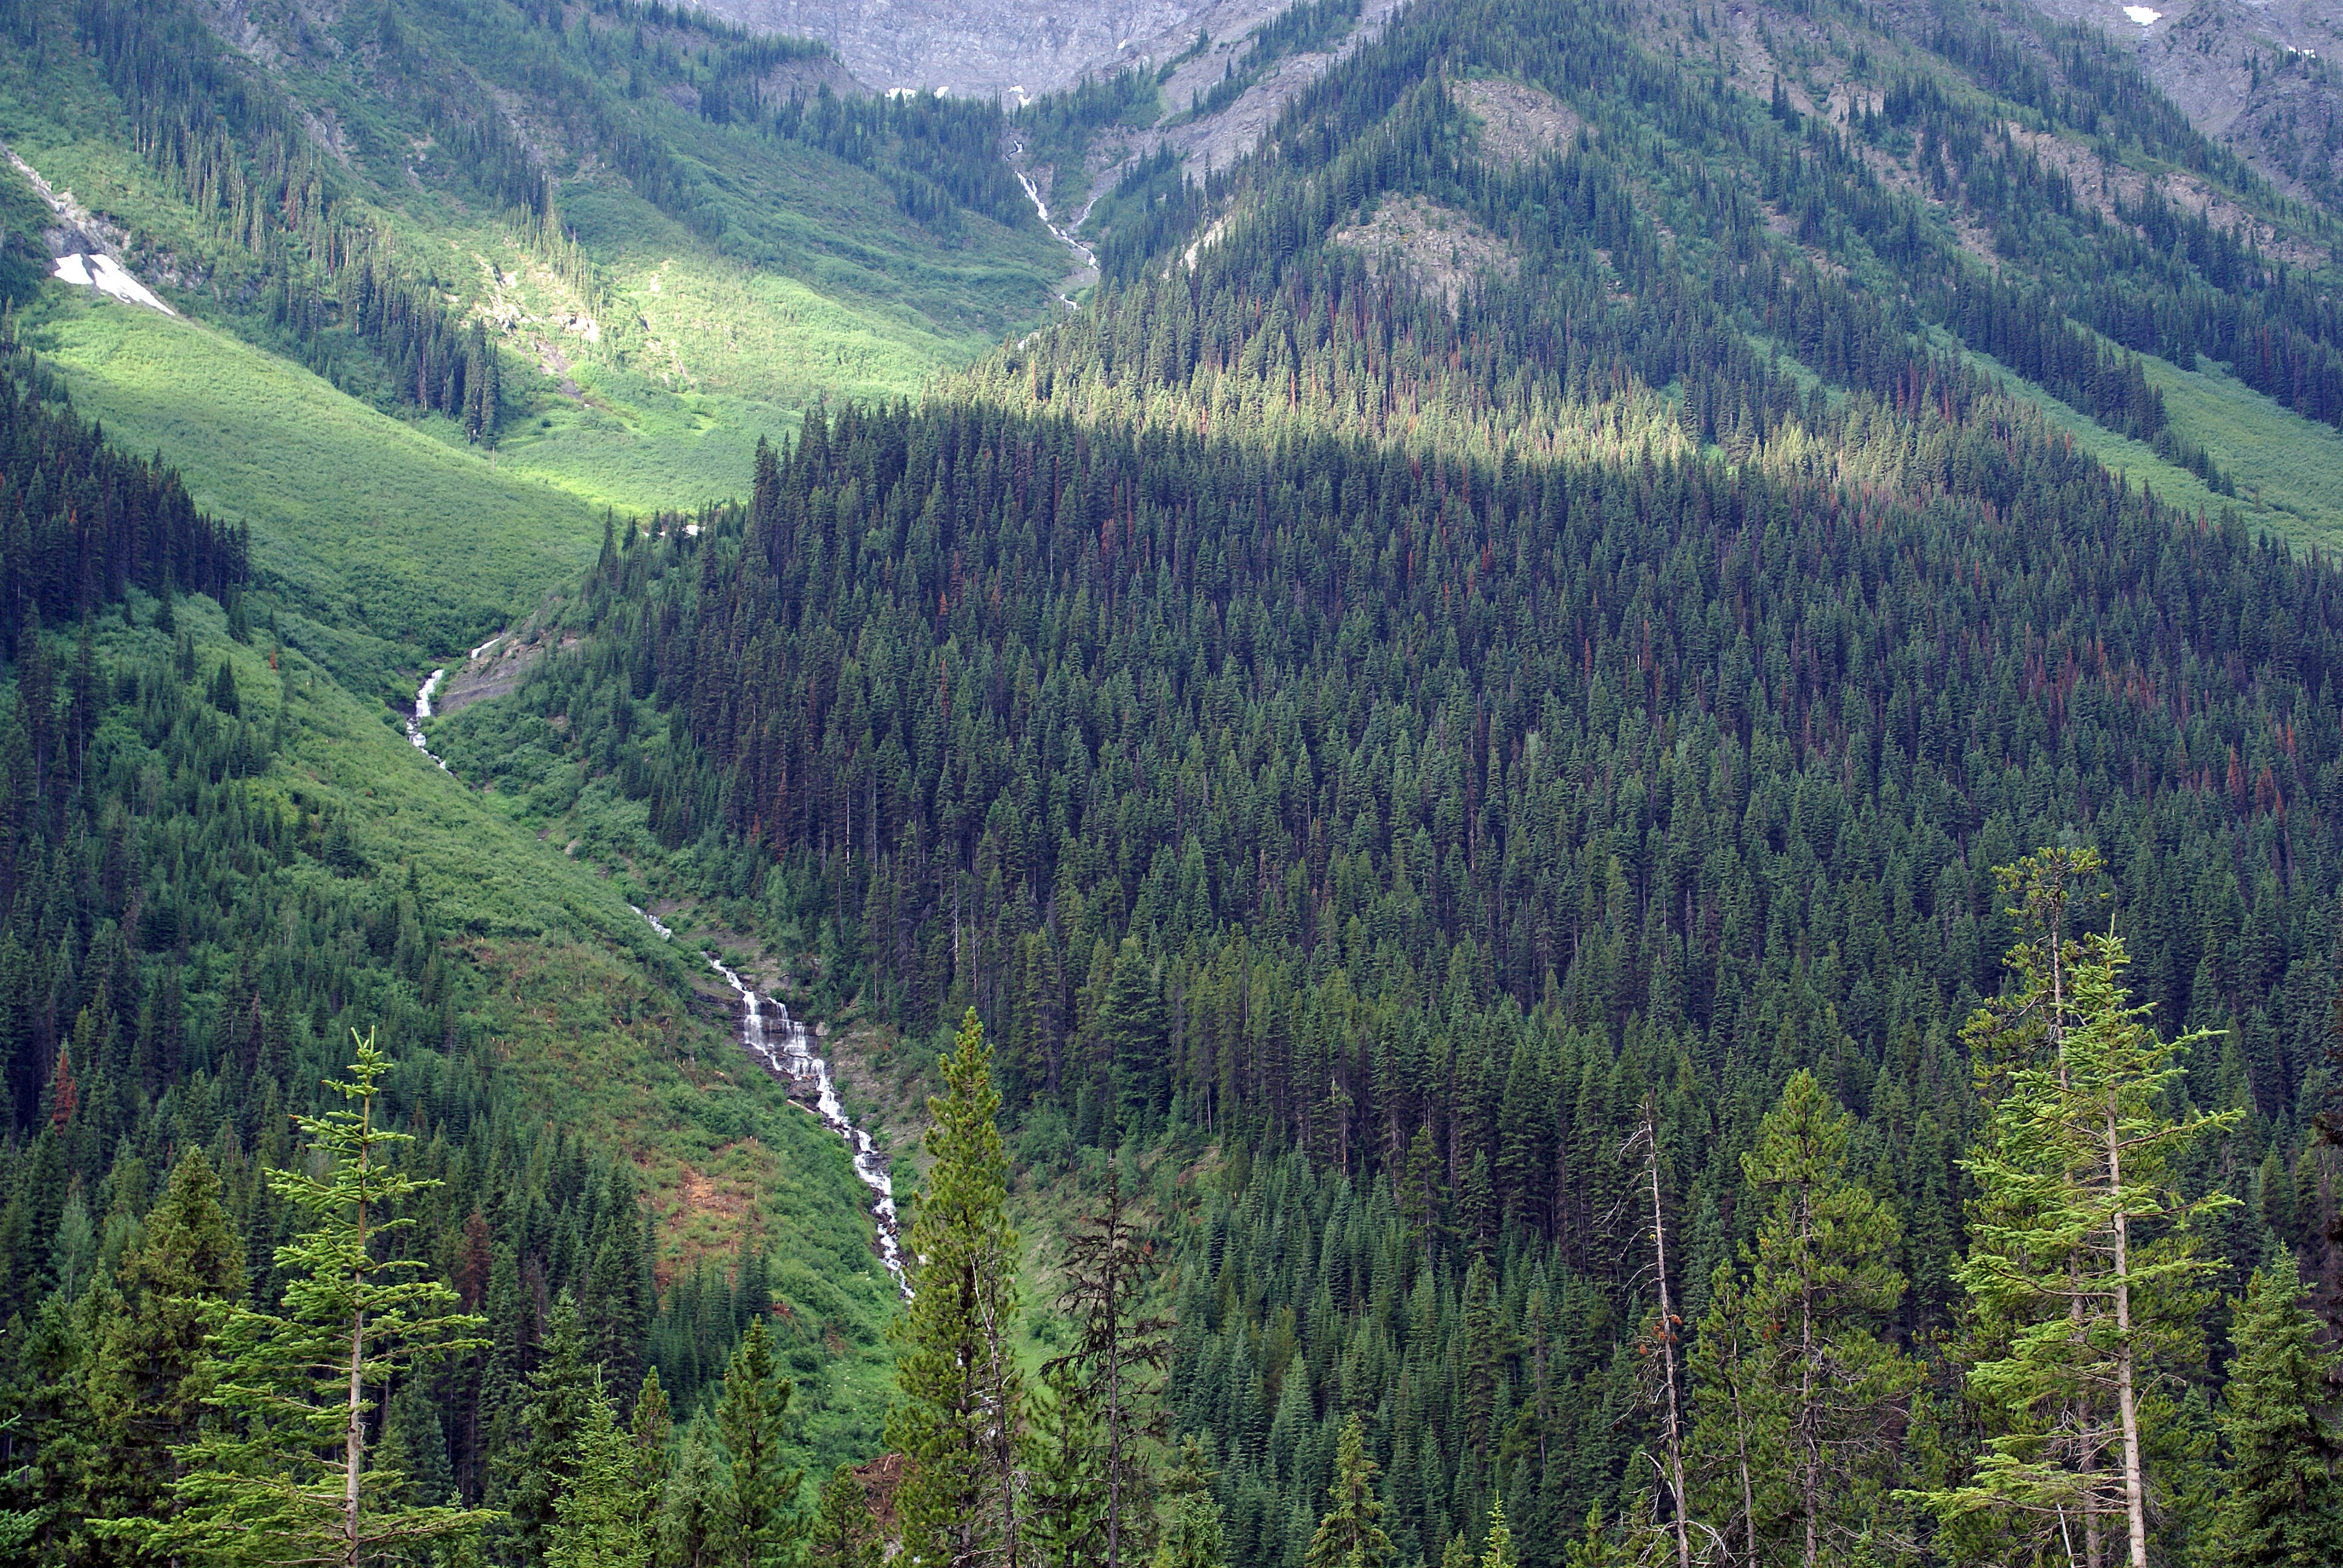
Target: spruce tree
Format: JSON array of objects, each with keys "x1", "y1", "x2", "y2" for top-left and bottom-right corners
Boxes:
[
  {"x1": 1923, "y1": 851, "x2": 2240, "y2": 1568},
  {"x1": 1027, "y1": 1356, "x2": 1105, "y2": 1568},
  {"x1": 547, "y1": 1376, "x2": 649, "y2": 1568},
  {"x1": 501, "y1": 1294, "x2": 597, "y2": 1564},
  {"x1": 1043, "y1": 1164, "x2": 1170, "y2": 1568},
  {"x1": 123, "y1": 1030, "x2": 490, "y2": 1568},
  {"x1": 629, "y1": 1367, "x2": 673, "y2": 1544},
  {"x1": 808, "y1": 1465, "x2": 880, "y2": 1568},
  {"x1": 1150, "y1": 1439, "x2": 1225, "y2": 1568},
  {"x1": 1693, "y1": 1071, "x2": 1915, "y2": 1568},
  {"x1": 888, "y1": 1008, "x2": 1023, "y2": 1568},
  {"x1": 1478, "y1": 1497, "x2": 1514, "y2": 1568},
  {"x1": 2209, "y1": 1258, "x2": 2343, "y2": 1566},
  {"x1": 712, "y1": 1317, "x2": 802, "y2": 1568},
  {"x1": 656, "y1": 1419, "x2": 724, "y2": 1568},
  {"x1": 1305, "y1": 1414, "x2": 1392, "y2": 1568},
  {"x1": 77, "y1": 1146, "x2": 243, "y2": 1547}
]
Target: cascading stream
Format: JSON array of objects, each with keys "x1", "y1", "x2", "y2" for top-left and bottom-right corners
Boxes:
[
  {"x1": 418, "y1": 644, "x2": 906, "y2": 1296},
  {"x1": 406, "y1": 633, "x2": 504, "y2": 769},
  {"x1": 640, "y1": 912, "x2": 909, "y2": 1298},
  {"x1": 1008, "y1": 143, "x2": 1101, "y2": 307}
]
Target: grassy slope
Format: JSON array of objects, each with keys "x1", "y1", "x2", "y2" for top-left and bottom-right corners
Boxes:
[
  {"x1": 146, "y1": 590, "x2": 902, "y2": 1462},
  {"x1": 0, "y1": 0, "x2": 1061, "y2": 523},
  {"x1": 29, "y1": 296, "x2": 601, "y2": 653},
  {"x1": 1954, "y1": 330, "x2": 2343, "y2": 549}
]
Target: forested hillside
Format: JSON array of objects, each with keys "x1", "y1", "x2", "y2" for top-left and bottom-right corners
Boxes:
[
  {"x1": 11, "y1": 0, "x2": 2343, "y2": 1564},
  {"x1": 418, "y1": 0, "x2": 2343, "y2": 1563}
]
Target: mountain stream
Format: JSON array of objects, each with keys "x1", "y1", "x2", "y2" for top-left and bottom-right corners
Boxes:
[{"x1": 407, "y1": 658, "x2": 910, "y2": 1298}]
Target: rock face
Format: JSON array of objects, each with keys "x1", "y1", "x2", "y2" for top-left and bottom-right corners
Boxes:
[
  {"x1": 1940, "y1": 0, "x2": 2343, "y2": 209},
  {"x1": 684, "y1": 0, "x2": 1247, "y2": 97}
]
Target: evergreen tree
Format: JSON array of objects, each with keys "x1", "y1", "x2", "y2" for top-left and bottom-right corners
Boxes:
[
  {"x1": 120, "y1": 1030, "x2": 490, "y2": 1568},
  {"x1": 655, "y1": 1420, "x2": 724, "y2": 1568},
  {"x1": 1100, "y1": 936, "x2": 1168, "y2": 1137},
  {"x1": 1305, "y1": 1414, "x2": 1393, "y2": 1568},
  {"x1": 2209, "y1": 1258, "x2": 2343, "y2": 1566},
  {"x1": 808, "y1": 1465, "x2": 880, "y2": 1568},
  {"x1": 77, "y1": 1146, "x2": 244, "y2": 1550},
  {"x1": 1150, "y1": 1439, "x2": 1225, "y2": 1568},
  {"x1": 1043, "y1": 1165, "x2": 1170, "y2": 1568},
  {"x1": 1027, "y1": 1356, "x2": 1106, "y2": 1568},
  {"x1": 1478, "y1": 1497, "x2": 1514, "y2": 1568},
  {"x1": 629, "y1": 1367, "x2": 673, "y2": 1544},
  {"x1": 500, "y1": 1295, "x2": 597, "y2": 1565},
  {"x1": 712, "y1": 1317, "x2": 802, "y2": 1568},
  {"x1": 547, "y1": 1376, "x2": 649, "y2": 1568},
  {"x1": 1924, "y1": 851, "x2": 2241, "y2": 1568},
  {"x1": 1693, "y1": 1072, "x2": 1915, "y2": 1567},
  {"x1": 888, "y1": 1008, "x2": 1024, "y2": 1568}
]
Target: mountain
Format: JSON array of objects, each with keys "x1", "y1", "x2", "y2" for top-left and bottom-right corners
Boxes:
[{"x1": 8, "y1": 1, "x2": 2343, "y2": 1567}]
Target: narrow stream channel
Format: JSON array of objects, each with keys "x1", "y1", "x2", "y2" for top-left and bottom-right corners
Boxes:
[
  {"x1": 408, "y1": 656, "x2": 911, "y2": 1298},
  {"x1": 1008, "y1": 143, "x2": 1101, "y2": 307},
  {"x1": 636, "y1": 907, "x2": 911, "y2": 1299},
  {"x1": 405, "y1": 633, "x2": 505, "y2": 769}
]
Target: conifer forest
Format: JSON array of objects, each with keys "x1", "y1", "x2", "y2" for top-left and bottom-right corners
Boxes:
[{"x1": 6, "y1": 0, "x2": 2343, "y2": 1564}]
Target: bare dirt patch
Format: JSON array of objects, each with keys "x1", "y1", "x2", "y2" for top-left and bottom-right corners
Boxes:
[
  {"x1": 1332, "y1": 195, "x2": 1518, "y2": 308},
  {"x1": 436, "y1": 631, "x2": 545, "y2": 718},
  {"x1": 2004, "y1": 122, "x2": 2327, "y2": 271},
  {"x1": 675, "y1": 1160, "x2": 750, "y2": 1224},
  {"x1": 1459, "y1": 78, "x2": 1584, "y2": 167}
]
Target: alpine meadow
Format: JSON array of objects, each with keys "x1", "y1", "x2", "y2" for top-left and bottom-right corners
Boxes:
[{"x1": 7, "y1": 0, "x2": 2343, "y2": 1564}]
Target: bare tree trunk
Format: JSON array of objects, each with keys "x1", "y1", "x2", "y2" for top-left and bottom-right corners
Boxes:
[
  {"x1": 2107, "y1": 1109, "x2": 2149, "y2": 1568},
  {"x1": 345, "y1": 1089, "x2": 372, "y2": 1568},
  {"x1": 1643, "y1": 1095, "x2": 1693, "y2": 1568}
]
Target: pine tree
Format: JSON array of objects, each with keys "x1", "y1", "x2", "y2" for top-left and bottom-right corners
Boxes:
[
  {"x1": 1043, "y1": 1164, "x2": 1170, "y2": 1568},
  {"x1": 1100, "y1": 937, "x2": 1167, "y2": 1137},
  {"x1": 1305, "y1": 1414, "x2": 1392, "y2": 1568},
  {"x1": 629, "y1": 1367, "x2": 673, "y2": 1544},
  {"x1": 890, "y1": 1008, "x2": 1023, "y2": 1568},
  {"x1": 1027, "y1": 1356, "x2": 1106, "y2": 1568},
  {"x1": 712, "y1": 1317, "x2": 802, "y2": 1568},
  {"x1": 548, "y1": 1376, "x2": 650, "y2": 1568},
  {"x1": 2209, "y1": 1258, "x2": 2343, "y2": 1566},
  {"x1": 77, "y1": 1146, "x2": 244, "y2": 1547},
  {"x1": 656, "y1": 1419, "x2": 724, "y2": 1568},
  {"x1": 1689, "y1": 1263, "x2": 1778, "y2": 1568},
  {"x1": 123, "y1": 1030, "x2": 491, "y2": 1567},
  {"x1": 1150, "y1": 1439, "x2": 1225, "y2": 1568},
  {"x1": 808, "y1": 1465, "x2": 880, "y2": 1568},
  {"x1": 1478, "y1": 1497, "x2": 1514, "y2": 1568},
  {"x1": 1693, "y1": 1071, "x2": 1915, "y2": 1568},
  {"x1": 502, "y1": 1294, "x2": 598, "y2": 1564},
  {"x1": 1923, "y1": 851, "x2": 2240, "y2": 1568}
]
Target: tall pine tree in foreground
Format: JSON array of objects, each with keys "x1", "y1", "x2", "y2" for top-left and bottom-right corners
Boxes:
[
  {"x1": 2209, "y1": 1258, "x2": 2343, "y2": 1566},
  {"x1": 122, "y1": 1030, "x2": 491, "y2": 1568},
  {"x1": 1922, "y1": 851, "x2": 2238, "y2": 1568},
  {"x1": 1692, "y1": 1071, "x2": 1916, "y2": 1568},
  {"x1": 890, "y1": 1007, "x2": 1023, "y2": 1568},
  {"x1": 713, "y1": 1316, "x2": 803, "y2": 1568}
]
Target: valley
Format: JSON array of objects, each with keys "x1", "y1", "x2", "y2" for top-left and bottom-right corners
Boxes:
[{"x1": 5, "y1": 0, "x2": 2343, "y2": 1565}]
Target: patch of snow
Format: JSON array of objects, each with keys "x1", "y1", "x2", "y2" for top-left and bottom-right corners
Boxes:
[
  {"x1": 51, "y1": 253, "x2": 175, "y2": 316},
  {"x1": 2122, "y1": 5, "x2": 2161, "y2": 22}
]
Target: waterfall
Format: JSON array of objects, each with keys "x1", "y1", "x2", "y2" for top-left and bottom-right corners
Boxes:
[
  {"x1": 406, "y1": 633, "x2": 500, "y2": 770},
  {"x1": 406, "y1": 668, "x2": 450, "y2": 769},
  {"x1": 639, "y1": 913, "x2": 909, "y2": 1298}
]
